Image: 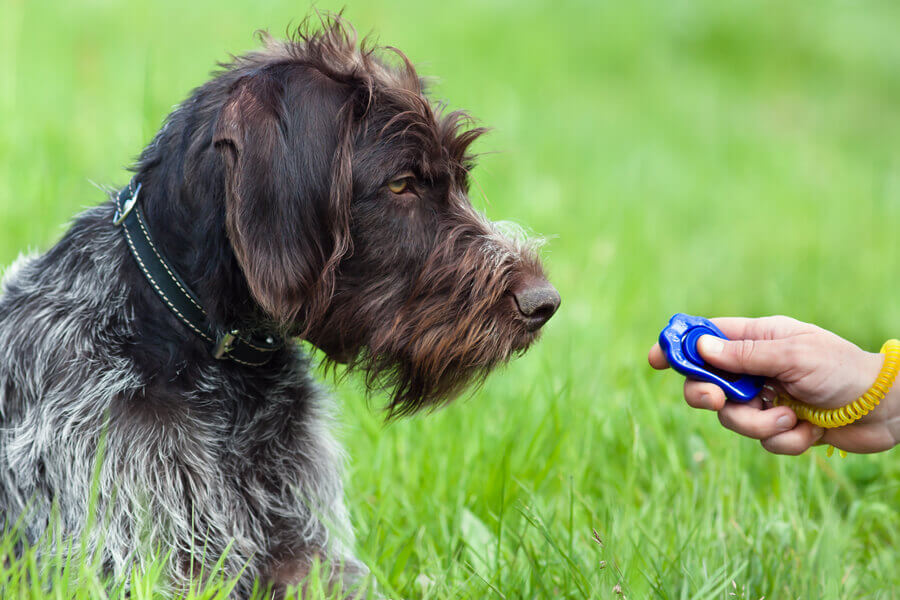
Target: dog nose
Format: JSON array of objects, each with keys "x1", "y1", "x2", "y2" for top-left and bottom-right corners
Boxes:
[{"x1": 512, "y1": 279, "x2": 560, "y2": 330}]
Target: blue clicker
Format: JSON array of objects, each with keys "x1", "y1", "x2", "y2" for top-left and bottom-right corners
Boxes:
[{"x1": 658, "y1": 313, "x2": 764, "y2": 402}]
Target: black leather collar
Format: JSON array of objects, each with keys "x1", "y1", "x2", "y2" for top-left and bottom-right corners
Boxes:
[{"x1": 112, "y1": 180, "x2": 285, "y2": 366}]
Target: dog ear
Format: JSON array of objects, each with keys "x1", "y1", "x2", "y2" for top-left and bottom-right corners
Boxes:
[{"x1": 213, "y1": 69, "x2": 353, "y2": 327}]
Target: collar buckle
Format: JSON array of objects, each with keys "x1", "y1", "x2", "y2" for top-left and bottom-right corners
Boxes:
[
  {"x1": 113, "y1": 183, "x2": 142, "y2": 226},
  {"x1": 212, "y1": 329, "x2": 240, "y2": 360}
]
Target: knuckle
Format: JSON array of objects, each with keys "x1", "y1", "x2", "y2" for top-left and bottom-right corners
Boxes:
[
  {"x1": 706, "y1": 394, "x2": 725, "y2": 411},
  {"x1": 751, "y1": 316, "x2": 780, "y2": 339},
  {"x1": 735, "y1": 339, "x2": 757, "y2": 366},
  {"x1": 717, "y1": 408, "x2": 737, "y2": 431},
  {"x1": 781, "y1": 342, "x2": 798, "y2": 363},
  {"x1": 684, "y1": 393, "x2": 704, "y2": 409},
  {"x1": 760, "y1": 439, "x2": 780, "y2": 454},
  {"x1": 684, "y1": 381, "x2": 713, "y2": 408},
  {"x1": 718, "y1": 404, "x2": 775, "y2": 439},
  {"x1": 759, "y1": 315, "x2": 804, "y2": 338},
  {"x1": 780, "y1": 341, "x2": 804, "y2": 370},
  {"x1": 761, "y1": 437, "x2": 806, "y2": 456},
  {"x1": 761, "y1": 315, "x2": 784, "y2": 327}
]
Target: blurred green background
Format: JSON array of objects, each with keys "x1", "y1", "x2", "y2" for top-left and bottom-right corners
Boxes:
[{"x1": 2, "y1": 0, "x2": 900, "y2": 598}]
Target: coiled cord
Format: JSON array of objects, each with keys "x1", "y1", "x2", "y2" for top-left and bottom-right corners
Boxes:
[{"x1": 772, "y1": 339, "x2": 900, "y2": 456}]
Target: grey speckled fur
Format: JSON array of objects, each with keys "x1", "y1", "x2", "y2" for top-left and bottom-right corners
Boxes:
[{"x1": 0, "y1": 203, "x2": 360, "y2": 596}]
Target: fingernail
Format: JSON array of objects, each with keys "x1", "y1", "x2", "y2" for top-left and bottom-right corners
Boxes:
[
  {"x1": 776, "y1": 415, "x2": 794, "y2": 430},
  {"x1": 699, "y1": 335, "x2": 725, "y2": 355},
  {"x1": 812, "y1": 426, "x2": 825, "y2": 439},
  {"x1": 699, "y1": 393, "x2": 711, "y2": 407}
]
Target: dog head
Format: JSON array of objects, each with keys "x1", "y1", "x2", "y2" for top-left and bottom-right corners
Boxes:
[{"x1": 212, "y1": 16, "x2": 559, "y2": 415}]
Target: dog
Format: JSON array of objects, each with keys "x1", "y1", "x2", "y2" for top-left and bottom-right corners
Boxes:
[{"x1": 0, "y1": 16, "x2": 559, "y2": 597}]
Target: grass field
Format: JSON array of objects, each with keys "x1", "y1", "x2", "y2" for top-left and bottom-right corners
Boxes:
[{"x1": 2, "y1": 0, "x2": 900, "y2": 598}]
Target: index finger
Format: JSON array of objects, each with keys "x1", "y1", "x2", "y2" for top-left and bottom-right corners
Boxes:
[
  {"x1": 709, "y1": 316, "x2": 806, "y2": 342},
  {"x1": 707, "y1": 317, "x2": 758, "y2": 340}
]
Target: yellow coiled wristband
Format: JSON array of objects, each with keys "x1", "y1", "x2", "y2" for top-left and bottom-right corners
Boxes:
[{"x1": 773, "y1": 339, "x2": 900, "y2": 457}]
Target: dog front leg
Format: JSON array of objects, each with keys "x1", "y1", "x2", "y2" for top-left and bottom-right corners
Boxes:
[{"x1": 266, "y1": 552, "x2": 372, "y2": 599}]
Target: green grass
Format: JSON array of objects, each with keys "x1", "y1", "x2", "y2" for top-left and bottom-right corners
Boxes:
[{"x1": 2, "y1": 0, "x2": 900, "y2": 597}]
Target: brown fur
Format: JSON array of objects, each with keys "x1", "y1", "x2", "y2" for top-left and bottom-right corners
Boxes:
[{"x1": 203, "y1": 15, "x2": 555, "y2": 416}]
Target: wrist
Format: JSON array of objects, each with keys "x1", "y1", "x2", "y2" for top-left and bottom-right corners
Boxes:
[
  {"x1": 855, "y1": 351, "x2": 885, "y2": 399},
  {"x1": 833, "y1": 349, "x2": 884, "y2": 408},
  {"x1": 860, "y1": 346, "x2": 900, "y2": 447},
  {"x1": 881, "y1": 368, "x2": 900, "y2": 447}
]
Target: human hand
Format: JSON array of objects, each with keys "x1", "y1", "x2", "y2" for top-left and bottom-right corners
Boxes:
[{"x1": 648, "y1": 316, "x2": 900, "y2": 454}]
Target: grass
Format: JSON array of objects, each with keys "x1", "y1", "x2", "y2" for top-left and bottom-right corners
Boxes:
[{"x1": 2, "y1": 0, "x2": 900, "y2": 597}]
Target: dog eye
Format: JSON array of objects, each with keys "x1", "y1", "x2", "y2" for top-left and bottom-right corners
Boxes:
[
  {"x1": 387, "y1": 179, "x2": 408, "y2": 194},
  {"x1": 387, "y1": 174, "x2": 415, "y2": 195}
]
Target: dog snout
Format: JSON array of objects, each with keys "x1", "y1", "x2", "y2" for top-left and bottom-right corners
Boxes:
[{"x1": 511, "y1": 278, "x2": 560, "y2": 331}]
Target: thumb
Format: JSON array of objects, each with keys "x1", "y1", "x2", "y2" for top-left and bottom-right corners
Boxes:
[{"x1": 697, "y1": 335, "x2": 788, "y2": 377}]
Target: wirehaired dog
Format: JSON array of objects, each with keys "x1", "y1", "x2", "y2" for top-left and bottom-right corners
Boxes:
[{"x1": 0, "y1": 16, "x2": 559, "y2": 597}]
